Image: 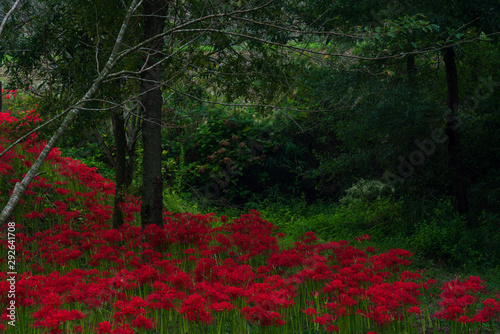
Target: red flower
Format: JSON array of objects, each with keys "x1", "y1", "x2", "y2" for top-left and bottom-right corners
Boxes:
[
  {"x1": 354, "y1": 234, "x2": 371, "y2": 242},
  {"x1": 179, "y1": 293, "x2": 212, "y2": 324},
  {"x1": 55, "y1": 188, "x2": 71, "y2": 195},
  {"x1": 328, "y1": 324, "x2": 339, "y2": 332},
  {"x1": 24, "y1": 211, "x2": 44, "y2": 219},
  {"x1": 408, "y1": 306, "x2": 421, "y2": 315},
  {"x1": 111, "y1": 324, "x2": 134, "y2": 334},
  {"x1": 209, "y1": 302, "x2": 235, "y2": 312},
  {"x1": 303, "y1": 308, "x2": 317, "y2": 316},
  {"x1": 131, "y1": 315, "x2": 154, "y2": 329},
  {"x1": 313, "y1": 313, "x2": 334, "y2": 325},
  {"x1": 457, "y1": 315, "x2": 472, "y2": 323}
]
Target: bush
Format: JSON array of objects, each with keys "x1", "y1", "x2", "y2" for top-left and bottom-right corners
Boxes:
[
  {"x1": 162, "y1": 110, "x2": 308, "y2": 205},
  {"x1": 408, "y1": 200, "x2": 481, "y2": 269},
  {"x1": 259, "y1": 194, "x2": 405, "y2": 243},
  {"x1": 340, "y1": 178, "x2": 394, "y2": 205}
]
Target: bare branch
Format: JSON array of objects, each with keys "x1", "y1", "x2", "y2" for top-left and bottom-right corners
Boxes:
[
  {"x1": 0, "y1": 108, "x2": 72, "y2": 159},
  {"x1": 227, "y1": 14, "x2": 366, "y2": 39},
  {"x1": 93, "y1": 126, "x2": 116, "y2": 167},
  {"x1": 0, "y1": 0, "x2": 22, "y2": 39}
]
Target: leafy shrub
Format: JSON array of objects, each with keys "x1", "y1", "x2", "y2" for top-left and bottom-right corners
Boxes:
[
  {"x1": 163, "y1": 188, "x2": 200, "y2": 214},
  {"x1": 340, "y1": 178, "x2": 393, "y2": 205},
  {"x1": 163, "y1": 110, "x2": 308, "y2": 205},
  {"x1": 260, "y1": 195, "x2": 405, "y2": 243},
  {"x1": 408, "y1": 200, "x2": 481, "y2": 268}
]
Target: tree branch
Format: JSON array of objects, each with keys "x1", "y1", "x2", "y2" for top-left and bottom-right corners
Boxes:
[
  {"x1": 92, "y1": 126, "x2": 116, "y2": 167},
  {"x1": 0, "y1": 0, "x2": 22, "y2": 39},
  {"x1": 0, "y1": 108, "x2": 72, "y2": 159}
]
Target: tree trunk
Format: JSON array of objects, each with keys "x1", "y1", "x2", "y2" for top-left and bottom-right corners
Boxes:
[
  {"x1": 125, "y1": 108, "x2": 140, "y2": 187},
  {"x1": 443, "y1": 46, "x2": 470, "y2": 219},
  {"x1": 140, "y1": 0, "x2": 167, "y2": 229},
  {"x1": 407, "y1": 55, "x2": 416, "y2": 78},
  {"x1": 112, "y1": 108, "x2": 127, "y2": 228},
  {"x1": 93, "y1": 126, "x2": 116, "y2": 167}
]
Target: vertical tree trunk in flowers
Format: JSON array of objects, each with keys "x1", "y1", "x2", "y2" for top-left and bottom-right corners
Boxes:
[
  {"x1": 140, "y1": 0, "x2": 167, "y2": 229},
  {"x1": 443, "y1": 46, "x2": 470, "y2": 220},
  {"x1": 112, "y1": 107, "x2": 127, "y2": 228}
]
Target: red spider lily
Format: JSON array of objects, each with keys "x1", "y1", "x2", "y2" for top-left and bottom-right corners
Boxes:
[
  {"x1": 131, "y1": 315, "x2": 154, "y2": 329},
  {"x1": 209, "y1": 301, "x2": 235, "y2": 312},
  {"x1": 97, "y1": 321, "x2": 112, "y2": 334},
  {"x1": 313, "y1": 312, "x2": 334, "y2": 325},
  {"x1": 179, "y1": 293, "x2": 212, "y2": 324},
  {"x1": 111, "y1": 324, "x2": 134, "y2": 334},
  {"x1": 366, "y1": 305, "x2": 393, "y2": 326},
  {"x1": 113, "y1": 297, "x2": 149, "y2": 323},
  {"x1": 407, "y1": 306, "x2": 421, "y2": 315},
  {"x1": 55, "y1": 187, "x2": 71, "y2": 195},
  {"x1": 303, "y1": 307, "x2": 317, "y2": 316},
  {"x1": 303, "y1": 231, "x2": 318, "y2": 244},
  {"x1": 241, "y1": 306, "x2": 285, "y2": 326},
  {"x1": 354, "y1": 234, "x2": 371, "y2": 242}
]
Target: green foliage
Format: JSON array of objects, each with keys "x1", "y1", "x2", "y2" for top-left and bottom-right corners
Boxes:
[
  {"x1": 259, "y1": 194, "x2": 405, "y2": 244},
  {"x1": 163, "y1": 188, "x2": 200, "y2": 215},
  {"x1": 340, "y1": 178, "x2": 393, "y2": 205},
  {"x1": 162, "y1": 109, "x2": 308, "y2": 205},
  {"x1": 408, "y1": 200, "x2": 474, "y2": 266}
]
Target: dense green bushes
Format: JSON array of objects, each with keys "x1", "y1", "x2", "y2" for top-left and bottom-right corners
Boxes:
[{"x1": 162, "y1": 110, "x2": 311, "y2": 205}]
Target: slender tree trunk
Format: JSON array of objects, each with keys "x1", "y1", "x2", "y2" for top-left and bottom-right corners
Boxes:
[
  {"x1": 93, "y1": 126, "x2": 116, "y2": 167},
  {"x1": 407, "y1": 55, "x2": 416, "y2": 78},
  {"x1": 112, "y1": 108, "x2": 127, "y2": 228},
  {"x1": 126, "y1": 139, "x2": 137, "y2": 187},
  {"x1": 140, "y1": 0, "x2": 167, "y2": 229},
  {"x1": 125, "y1": 108, "x2": 140, "y2": 187},
  {"x1": 443, "y1": 46, "x2": 470, "y2": 219}
]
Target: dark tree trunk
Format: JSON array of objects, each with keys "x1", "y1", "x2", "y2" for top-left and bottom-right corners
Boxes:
[
  {"x1": 407, "y1": 55, "x2": 416, "y2": 77},
  {"x1": 112, "y1": 108, "x2": 127, "y2": 228},
  {"x1": 140, "y1": 0, "x2": 167, "y2": 229},
  {"x1": 443, "y1": 47, "x2": 470, "y2": 219},
  {"x1": 125, "y1": 106, "x2": 140, "y2": 188},
  {"x1": 125, "y1": 143, "x2": 135, "y2": 188},
  {"x1": 93, "y1": 126, "x2": 116, "y2": 168}
]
